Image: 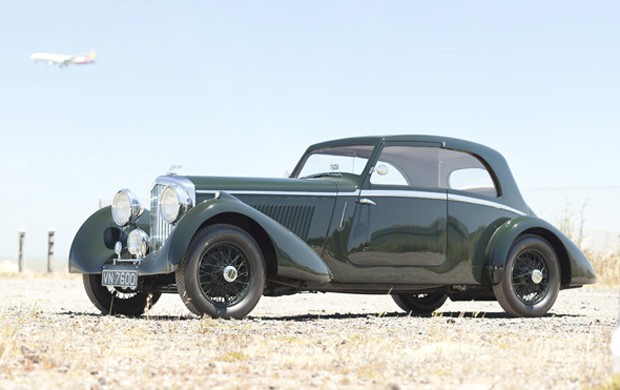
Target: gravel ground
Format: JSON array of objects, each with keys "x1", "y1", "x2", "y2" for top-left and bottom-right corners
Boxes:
[{"x1": 0, "y1": 274, "x2": 617, "y2": 389}]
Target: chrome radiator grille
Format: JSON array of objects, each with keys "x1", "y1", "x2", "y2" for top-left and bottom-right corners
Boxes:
[{"x1": 150, "y1": 184, "x2": 173, "y2": 251}]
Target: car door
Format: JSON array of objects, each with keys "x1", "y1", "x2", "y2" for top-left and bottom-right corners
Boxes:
[{"x1": 346, "y1": 143, "x2": 448, "y2": 276}]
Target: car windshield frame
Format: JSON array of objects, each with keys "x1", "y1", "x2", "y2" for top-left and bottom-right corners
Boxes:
[{"x1": 292, "y1": 144, "x2": 376, "y2": 179}]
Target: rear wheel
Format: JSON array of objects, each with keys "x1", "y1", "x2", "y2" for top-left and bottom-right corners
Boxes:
[
  {"x1": 83, "y1": 274, "x2": 161, "y2": 316},
  {"x1": 392, "y1": 293, "x2": 448, "y2": 314},
  {"x1": 176, "y1": 224, "x2": 266, "y2": 319},
  {"x1": 493, "y1": 235, "x2": 560, "y2": 317}
]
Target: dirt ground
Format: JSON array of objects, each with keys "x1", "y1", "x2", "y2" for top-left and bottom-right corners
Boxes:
[{"x1": 0, "y1": 274, "x2": 618, "y2": 389}]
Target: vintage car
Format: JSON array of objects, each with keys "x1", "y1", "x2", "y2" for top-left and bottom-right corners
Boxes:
[{"x1": 70, "y1": 135, "x2": 596, "y2": 318}]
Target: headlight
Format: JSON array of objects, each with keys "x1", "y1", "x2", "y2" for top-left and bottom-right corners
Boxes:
[
  {"x1": 111, "y1": 189, "x2": 143, "y2": 226},
  {"x1": 159, "y1": 185, "x2": 192, "y2": 224},
  {"x1": 127, "y1": 228, "x2": 149, "y2": 258}
]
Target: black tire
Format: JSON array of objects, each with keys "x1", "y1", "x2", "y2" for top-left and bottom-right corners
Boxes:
[
  {"x1": 493, "y1": 234, "x2": 560, "y2": 317},
  {"x1": 82, "y1": 274, "x2": 161, "y2": 316},
  {"x1": 392, "y1": 293, "x2": 448, "y2": 314},
  {"x1": 175, "y1": 224, "x2": 266, "y2": 319}
]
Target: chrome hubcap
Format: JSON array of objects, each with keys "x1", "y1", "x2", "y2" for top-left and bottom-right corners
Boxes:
[
  {"x1": 223, "y1": 266, "x2": 238, "y2": 283},
  {"x1": 531, "y1": 269, "x2": 544, "y2": 284}
]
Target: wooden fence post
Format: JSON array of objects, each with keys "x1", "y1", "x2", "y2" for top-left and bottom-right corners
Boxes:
[
  {"x1": 47, "y1": 228, "x2": 55, "y2": 273},
  {"x1": 18, "y1": 229, "x2": 25, "y2": 273}
]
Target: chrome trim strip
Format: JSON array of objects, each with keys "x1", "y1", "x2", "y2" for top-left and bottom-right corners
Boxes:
[
  {"x1": 361, "y1": 190, "x2": 525, "y2": 215},
  {"x1": 448, "y1": 194, "x2": 526, "y2": 216},
  {"x1": 195, "y1": 188, "x2": 525, "y2": 216},
  {"x1": 360, "y1": 189, "x2": 446, "y2": 201},
  {"x1": 196, "y1": 190, "x2": 346, "y2": 197},
  {"x1": 339, "y1": 202, "x2": 348, "y2": 229}
]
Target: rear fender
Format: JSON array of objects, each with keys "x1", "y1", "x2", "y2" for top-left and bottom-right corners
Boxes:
[{"x1": 485, "y1": 216, "x2": 596, "y2": 286}]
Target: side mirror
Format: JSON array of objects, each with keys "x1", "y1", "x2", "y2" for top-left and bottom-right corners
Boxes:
[{"x1": 375, "y1": 165, "x2": 389, "y2": 176}]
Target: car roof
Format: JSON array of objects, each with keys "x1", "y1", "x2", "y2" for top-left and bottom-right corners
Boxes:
[
  {"x1": 308, "y1": 135, "x2": 495, "y2": 155},
  {"x1": 304, "y1": 135, "x2": 531, "y2": 213}
]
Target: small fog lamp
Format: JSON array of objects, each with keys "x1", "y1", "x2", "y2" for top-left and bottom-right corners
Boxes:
[{"x1": 127, "y1": 228, "x2": 149, "y2": 258}]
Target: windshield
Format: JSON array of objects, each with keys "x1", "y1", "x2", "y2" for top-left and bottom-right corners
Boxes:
[{"x1": 294, "y1": 144, "x2": 374, "y2": 178}]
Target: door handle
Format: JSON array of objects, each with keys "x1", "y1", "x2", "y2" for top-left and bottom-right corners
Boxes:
[{"x1": 357, "y1": 198, "x2": 377, "y2": 206}]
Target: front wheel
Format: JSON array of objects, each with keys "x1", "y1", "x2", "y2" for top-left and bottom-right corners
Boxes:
[
  {"x1": 83, "y1": 274, "x2": 161, "y2": 316},
  {"x1": 176, "y1": 224, "x2": 266, "y2": 319},
  {"x1": 493, "y1": 235, "x2": 560, "y2": 317},
  {"x1": 392, "y1": 293, "x2": 448, "y2": 314}
]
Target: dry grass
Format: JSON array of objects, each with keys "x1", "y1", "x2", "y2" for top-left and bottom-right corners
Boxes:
[
  {"x1": 0, "y1": 309, "x2": 612, "y2": 389},
  {"x1": 590, "y1": 253, "x2": 620, "y2": 287},
  {"x1": 0, "y1": 278, "x2": 617, "y2": 389},
  {"x1": 552, "y1": 201, "x2": 620, "y2": 288},
  {"x1": 598, "y1": 375, "x2": 620, "y2": 390},
  {"x1": 0, "y1": 272, "x2": 80, "y2": 281},
  {"x1": 0, "y1": 242, "x2": 618, "y2": 388}
]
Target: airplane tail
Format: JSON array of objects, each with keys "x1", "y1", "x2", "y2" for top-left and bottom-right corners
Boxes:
[{"x1": 85, "y1": 50, "x2": 96, "y2": 62}]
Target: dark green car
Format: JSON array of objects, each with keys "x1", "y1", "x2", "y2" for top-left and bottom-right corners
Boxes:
[{"x1": 70, "y1": 135, "x2": 596, "y2": 318}]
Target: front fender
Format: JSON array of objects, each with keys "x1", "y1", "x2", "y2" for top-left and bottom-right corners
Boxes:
[
  {"x1": 69, "y1": 206, "x2": 151, "y2": 273},
  {"x1": 485, "y1": 216, "x2": 596, "y2": 286},
  {"x1": 165, "y1": 192, "x2": 332, "y2": 284}
]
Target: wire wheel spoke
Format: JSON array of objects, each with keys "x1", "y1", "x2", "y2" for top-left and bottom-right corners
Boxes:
[
  {"x1": 512, "y1": 249, "x2": 549, "y2": 305},
  {"x1": 108, "y1": 287, "x2": 138, "y2": 300},
  {"x1": 198, "y1": 242, "x2": 251, "y2": 306}
]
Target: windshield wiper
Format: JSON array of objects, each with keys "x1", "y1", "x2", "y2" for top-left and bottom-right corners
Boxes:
[{"x1": 300, "y1": 172, "x2": 343, "y2": 179}]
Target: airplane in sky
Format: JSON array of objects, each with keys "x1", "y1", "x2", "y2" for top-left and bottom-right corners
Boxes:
[{"x1": 29, "y1": 50, "x2": 96, "y2": 67}]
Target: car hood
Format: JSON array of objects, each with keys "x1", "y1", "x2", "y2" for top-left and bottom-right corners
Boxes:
[{"x1": 183, "y1": 175, "x2": 359, "y2": 195}]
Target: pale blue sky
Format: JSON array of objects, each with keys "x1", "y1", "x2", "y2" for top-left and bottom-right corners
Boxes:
[{"x1": 1, "y1": 1, "x2": 618, "y2": 260}]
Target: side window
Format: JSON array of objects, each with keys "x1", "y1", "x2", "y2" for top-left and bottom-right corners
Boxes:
[
  {"x1": 369, "y1": 145, "x2": 498, "y2": 197},
  {"x1": 439, "y1": 149, "x2": 498, "y2": 197},
  {"x1": 369, "y1": 161, "x2": 408, "y2": 186},
  {"x1": 370, "y1": 146, "x2": 440, "y2": 188}
]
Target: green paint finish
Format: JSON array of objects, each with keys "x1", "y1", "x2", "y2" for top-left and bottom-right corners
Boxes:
[
  {"x1": 446, "y1": 197, "x2": 514, "y2": 284},
  {"x1": 187, "y1": 176, "x2": 345, "y2": 194},
  {"x1": 156, "y1": 192, "x2": 332, "y2": 282},
  {"x1": 69, "y1": 206, "x2": 150, "y2": 273},
  {"x1": 70, "y1": 135, "x2": 595, "y2": 296},
  {"x1": 485, "y1": 216, "x2": 596, "y2": 287}
]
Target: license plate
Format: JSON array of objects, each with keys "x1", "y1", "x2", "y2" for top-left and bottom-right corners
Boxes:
[{"x1": 101, "y1": 266, "x2": 139, "y2": 289}]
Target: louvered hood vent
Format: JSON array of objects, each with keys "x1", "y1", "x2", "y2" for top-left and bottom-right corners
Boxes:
[{"x1": 251, "y1": 204, "x2": 315, "y2": 240}]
